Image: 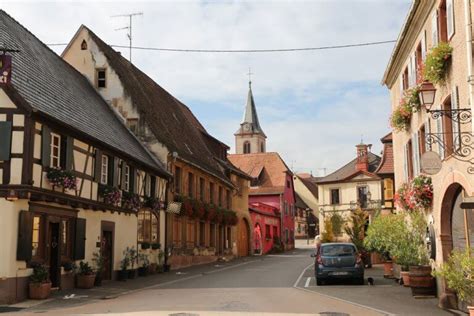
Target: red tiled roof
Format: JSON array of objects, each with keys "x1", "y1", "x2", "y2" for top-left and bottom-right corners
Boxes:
[{"x1": 375, "y1": 133, "x2": 394, "y2": 175}]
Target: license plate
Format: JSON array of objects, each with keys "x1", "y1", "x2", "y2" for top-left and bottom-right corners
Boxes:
[{"x1": 331, "y1": 271, "x2": 349, "y2": 276}]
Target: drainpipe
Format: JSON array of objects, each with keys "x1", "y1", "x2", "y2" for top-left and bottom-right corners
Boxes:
[{"x1": 464, "y1": 0, "x2": 474, "y2": 133}]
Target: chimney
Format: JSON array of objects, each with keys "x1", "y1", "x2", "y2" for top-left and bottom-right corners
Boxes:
[{"x1": 355, "y1": 143, "x2": 369, "y2": 172}]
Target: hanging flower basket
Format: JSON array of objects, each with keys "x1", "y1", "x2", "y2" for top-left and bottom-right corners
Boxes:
[
  {"x1": 390, "y1": 99, "x2": 413, "y2": 132},
  {"x1": 122, "y1": 191, "x2": 142, "y2": 211},
  {"x1": 395, "y1": 175, "x2": 433, "y2": 211},
  {"x1": 181, "y1": 198, "x2": 194, "y2": 217},
  {"x1": 98, "y1": 184, "x2": 121, "y2": 206},
  {"x1": 46, "y1": 167, "x2": 77, "y2": 190},
  {"x1": 423, "y1": 42, "x2": 453, "y2": 85},
  {"x1": 404, "y1": 85, "x2": 422, "y2": 113}
]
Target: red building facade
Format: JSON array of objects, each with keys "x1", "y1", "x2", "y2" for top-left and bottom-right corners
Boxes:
[{"x1": 249, "y1": 202, "x2": 281, "y2": 254}]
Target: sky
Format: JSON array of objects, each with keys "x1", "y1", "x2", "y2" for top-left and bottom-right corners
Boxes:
[{"x1": 2, "y1": 0, "x2": 411, "y2": 176}]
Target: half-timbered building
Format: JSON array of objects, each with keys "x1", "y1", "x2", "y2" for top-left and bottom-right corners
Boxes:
[{"x1": 0, "y1": 11, "x2": 170, "y2": 303}]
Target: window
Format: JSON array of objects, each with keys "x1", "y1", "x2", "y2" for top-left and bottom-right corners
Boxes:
[
  {"x1": 186, "y1": 219, "x2": 195, "y2": 247},
  {"x1": 138, "y1": 210, "x2": 159, "y2": 243},
  {"x1": 127, "y1": 118, "x2": 138, "y2": 134},
  {"x1": 384, "y1": 178, "x2": 394, "y2": 201},
  {"x1": 286, "y1": 180, "x2": 291, "y2": 188},
  {"x1": 442, "y1": 96, "x2": 454, "y2": 157},
  {"x1": 50, "y1": 133, "x2": 61, "y2": 168},
  {"x1": 265, "y1": 224, "x2": 271, "y2": 239},
  {"x1": 416, "y1": 43, "x2": 423, "y2": 83},
  {"x1": 446, "y1": 0, "x2": 454, "y2": 39},
  {"x1": 226, "y1": 190, "x2": 231, "y2": 209},
  {"x1": 218, "y1": 186, "x2": 223, "y2": 207},
  {"x1": 32, "y1": 215, "x2": 41, "y2": 258},
  {"x1": 243, "y1": 141, "x2": 250, "y2": 154},
  {"x1": 188, "y1": 172, "x2": 194, "y2": 198},
  {"x1": 438, "y1": 1, "x2": 448, "y2": 42},
  {"x1": 96, "y1": 68, "x2": 106, "y2": 88},
  {"x1": 100, "y1": 155, "x2": 109, "y2": 185},
  {"x1": 402, "y1": 67, "x2": 409, "y2": 91},
  {"x1": 273, "y1": 226, "x2": 277, "y2": 238},
  {"x1": 199, "y1": 178, "x2": 205, "y2": 201},
  {"x1": 357, "y1": 186, "x2": 368, "y2": 209},
  {"x1": 419, "y1": 125, "x2": 426, "y2": 155},
  {"x1": 210, "y1": 223, "x2": 216, "y2": 247},
  {"x1": 145, "y1": 174, "x2": 151, "y2": 197},
  {"x1": 260, "y1": 143, "x2": 264, "y2": 153},
  {"x1": 330, "y1": 189, "x2": 340, "y2": 205},
  {"x1": 172, "y1": 215, "x2": 182, "y2": 247},
  {"x1": 210, "y1": 182, "x2": 215, "y2": 204},
  {"x1": 174, "y1": 166, "x2": 182, "y2": 194},
  {"x1": 124, "y1": 164, "x2": 130, "y2": 191},
  {"x1": 407, "y1": 139, "x2": 414, "y2": 179}
]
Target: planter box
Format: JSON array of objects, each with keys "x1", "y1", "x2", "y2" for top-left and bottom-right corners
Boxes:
[
  {"x1": 76, "y1": 274, "x2": 96, "y2": 289},
  {"x1": 29, "y1": 282, "x2": 51, "y2": 300},
  {"x1": 409, "y1": 266, "x2": 436, "y2": 296}
]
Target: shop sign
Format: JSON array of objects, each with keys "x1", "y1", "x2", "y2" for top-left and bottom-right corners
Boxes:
[
  {"x1": 0, "y1": 55, "x2": 12, "y2": 85},
  {"x1": 421, "y1": 151, "x2": 442, "y2": 175}
]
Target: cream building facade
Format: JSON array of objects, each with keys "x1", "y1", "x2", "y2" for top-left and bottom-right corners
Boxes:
[{"x1": 382, "y1": 0, "x2": 474, "y2": 309}]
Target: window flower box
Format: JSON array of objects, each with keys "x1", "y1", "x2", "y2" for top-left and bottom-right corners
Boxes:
[
  {"x1": 423, "y1": 42, "x2": 453, "y2": 85},
  {"x1": 46, "y1": 167, "x2": 77, "y2": 190},
  {"x1": 98, "y1": 184, "x2": 121, "y2": 206}
]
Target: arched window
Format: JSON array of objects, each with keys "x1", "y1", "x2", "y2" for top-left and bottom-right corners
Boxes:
[
  {"x1": 260, "y1": 143, "x2": 264, "y2": 153},
  {"x1": 243, "y1": 141, "x2": 251, "y2": 154},
  {"x1": 138, "y1": 210, "x2": 159, "y2": 244}
]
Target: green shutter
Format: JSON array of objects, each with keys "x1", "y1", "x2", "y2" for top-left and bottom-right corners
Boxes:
[
  {"x1": 129, "y1": 166, "x2": 135, "y2": 193},
  {"x1": 94, "y1": 149, "x2": 102, "y2": 182},
  {"x1": 73, "y1": 218, "x2": 86, "y2": 260},
  {"x1": 150, "y1": 176, "x2": 156, "y2": 198},
  {"x1": 112, "y1": 157, "x2": 119, "y2": 187},
  {"x1": 17, "y1": 211, "x2": 33, "y2": 261},
  {"x1": 41, "y1": 126, "x2": 51, "y2": 167},
  {"x1": 65, "y1": 136, "x2": 74, "y2": 170},
  {"x1": 0, "y1": 121, "x2": 12, "y2": 161}
]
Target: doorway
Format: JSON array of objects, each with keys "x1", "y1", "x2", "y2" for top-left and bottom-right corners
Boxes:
[
  {"x1": 48, "y1": 222, "x2": 60, "y2": 288},
  {"x1": 101, "y1": 221, "x2": 115, "y2": 281},
  {"x1": 237, "y1": 218, "x2": 249, "y2": 257}
]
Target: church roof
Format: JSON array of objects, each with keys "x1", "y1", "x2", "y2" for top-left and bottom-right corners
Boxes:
[{"x1": 235, "y1": 82, "x2": 266, "y2": 137}]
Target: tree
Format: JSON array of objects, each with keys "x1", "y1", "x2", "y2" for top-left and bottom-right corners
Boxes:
[
  {"x1": 321, "y1": 217, "x2": 334, "y2": 242},
  {"x1": 344, "y1": 208, "x2": 368, "y2": 251}
]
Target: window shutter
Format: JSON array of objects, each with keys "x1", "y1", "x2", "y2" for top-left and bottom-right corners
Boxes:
[
  {"x1": 0, "y1": 121, "x2": 12, "y2": 161},
  {"x1": 399, "y1": 74, "x2": 404, "y2": 93},
  {"x1": 452, "y1": 86, "x2": 460, "y2": 151},
  {"x1": 437, "y1": 107, "x2": 445, "y2": 160},
  {"x1": 65, "y1": 136, "x2": 74, "y2": 170},
  {"x1": 150, "y1": 176, "x2": 156, "y2": 198},
  {"x1": 425, "y1": 120, "x2": 432, "y2": 151},
  {"x1": 447, "y1": 0, "x2": 454, "y2": 39},
  {"x1": 413, "y1": 132, "x2": 421, "y2": 176},
  {"x1": 112, "y1": 157, "x2": 119, "y2": 187},
  {"x1": 408, "y1": 57, "x2": 413, "y2": 87},
  {"x1": 17, "y1": 210, "x2": 33, "y2": 261},
  {"x1": 93, "y1": 149, "x2": 102, "y2": 182},
  {"x1": 421, "y1": 30, "x2": 427, "y2": 61},
  {"x1": 73, "y1": 218, "x2": 86, "y2": 260},
  {"x1": 41, "y1": 126, "x2": 51, "y2": 167},
  {"x1": 432, "y1": 11, "x2": 439, "y2": 47},
  {"x1": 403, "y1": 143, "x2": 409, "y2": 181},
  {"x1": 120, "y1": 161, "x2": 127, "y2": 190},
  {"x1": 129, "y1": 166, "x2": 136, "y2": 193}
]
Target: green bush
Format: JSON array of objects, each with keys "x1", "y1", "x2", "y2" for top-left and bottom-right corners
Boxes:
[
  {"x1": 344, "y1": 208, "x2": 368, "y2": 252},
  {"x1": 423, "y1": 42, "x2": 453, "y2": 85},
  {"x1": 433, "y1": 249, "x2": 474, "y2": 305},
  {"x1": 29, "y1": 264, "x2": 49, "y2": 284},
  {"x1": 330, "y1": 213, "x2": 344, "y2": 236},
  {"x1": 390, "y1": 101, "x2": 412, "y2": 132},
  {"x1": 321, "y1": 217, "x2": 334, "y2": 242},
  {"x1": 77, "y1": 261, "x2": 95, "y2": 276}
]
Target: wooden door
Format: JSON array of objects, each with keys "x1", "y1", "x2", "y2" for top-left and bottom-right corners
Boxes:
[
  {"x1": 238, "y1": 219, "x2": 249, "y2": 257},
  {"x1": 101, "y1": 230, "x2": 113, "y2": 280},
  {"x1": 48, "y1": 221, "x2": 60, "y2": 288}
]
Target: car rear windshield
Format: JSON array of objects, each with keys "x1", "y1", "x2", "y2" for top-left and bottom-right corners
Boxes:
[{"x1": 321, "y1": 245, "x2": 355, "y2": 256}]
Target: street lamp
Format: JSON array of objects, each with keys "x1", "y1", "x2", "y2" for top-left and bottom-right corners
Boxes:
[{"x1": 418, "y1": 81, "x2": 437, "y2": 111}]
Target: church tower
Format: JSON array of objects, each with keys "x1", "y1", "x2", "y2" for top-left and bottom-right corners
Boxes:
[{"x1": 234, "y1": 81, "x2": 266, "y2": 154}]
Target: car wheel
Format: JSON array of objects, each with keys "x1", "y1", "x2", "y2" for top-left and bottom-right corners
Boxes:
[{"x1": 316, "y1": 278, "x2": 323, "y2": 286}]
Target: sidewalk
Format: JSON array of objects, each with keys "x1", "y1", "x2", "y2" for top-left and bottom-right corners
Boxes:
[{"x1": 4, "y1": 256, "x2": 261, "y2": 314}]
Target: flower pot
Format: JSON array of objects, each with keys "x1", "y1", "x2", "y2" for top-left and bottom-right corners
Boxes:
[
  {"x1": 76, "y1": 274, "x2": 96, "y2": 289},
  {"x1": 118, "y1": 270, "x2": 128, "y2": 281},
  {"x1": 383, "y1": 261, "x2": 393, "y2": 278},
  {"x1": 128, "y1": 269, "x2": 137, "y2": 279},
  {"x1": 468, "y1": 306, "x2": 474, "y2": 316},
  {"x1": 400, "y1": 271, "x2": 410, "y2": 287},
  {"x1": 409, "y1": 265, "x2": 436, "y2": 296},
  {"x1": 138, "y1": 267, "x2": 148, "y2": 277},
  {"x1": 29, "y1": 282, "x2": 51, "y2": 300}
]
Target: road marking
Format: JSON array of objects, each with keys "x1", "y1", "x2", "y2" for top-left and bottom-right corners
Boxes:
[
  {"x1": 293, "y1": 262, "x2": 314, "y2": 288},
  {"x1": 267, "y1": 255, "x2": 308, "y2": 258},
  {"x1": 304, "y1": 277, "x2": 311, "y2": 288}
]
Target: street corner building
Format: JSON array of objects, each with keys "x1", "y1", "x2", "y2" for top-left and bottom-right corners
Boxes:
[
  {"x1": 315, "y1": 138, "x2": 395, "y2": 243},
  {"x1": 61, "y1": 24, "x2": 253, "y2": 269},
  {"x1": 382, "y1": 0, "x2": 474, "y2": 310},
  {"x1": 0, "y1": 10, "x2": 171, "y2": 304}
]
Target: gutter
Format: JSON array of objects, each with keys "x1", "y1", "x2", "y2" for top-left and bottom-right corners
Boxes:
[{"x1": 465, "y1": 0, "x2": 474, "y2": 133}]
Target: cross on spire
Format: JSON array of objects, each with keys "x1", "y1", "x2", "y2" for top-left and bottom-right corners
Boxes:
[{"x1": 247, "y1": 67, "x2": 253, "y2": 88}]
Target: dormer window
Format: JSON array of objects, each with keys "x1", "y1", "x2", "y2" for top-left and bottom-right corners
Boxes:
[{"x1": 96, "y1": 68, "x2": 106, "y2": 88}]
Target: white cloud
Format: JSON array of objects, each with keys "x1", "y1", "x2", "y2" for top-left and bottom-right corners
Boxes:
[{"x1": 2, "y1": 0, "x2": 410, "y2": 173}]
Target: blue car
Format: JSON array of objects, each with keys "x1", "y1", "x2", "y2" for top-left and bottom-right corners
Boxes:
[{"x1": 312, "y1": 243, "x2": 364, "y2": 285}]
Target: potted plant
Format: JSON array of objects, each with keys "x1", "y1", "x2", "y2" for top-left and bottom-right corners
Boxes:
[
  {"x1": 423, "y1": 42, "x2": 453, "y2": 85},
  {"x1": 98, "y1": 184, "x2": 122, "y2": 206},
  {"x1": 28, "y1": 264, "x2": 51, "y2": 300},
  {"x1": 118, "y1": 253, "x2": 129, "y2": 281},
  {"x1": 46, "y1": 167, "x2": 77, "y2": 190},
  {"x1": 433, "y1": 249, "x2": 474, "y2": 315},
  {"x1": 141, "y1": 242, "x2": 151, "y2": 250},
  {"x1": 127, "y1": 246, "x2": 138, "y2": 279},
  {"x1": 76, "y1": 261, "x2": 96, "y2": 289},
  {"x1": 151, "y1": 242, "x2": 161, "y2": 250},
  {"x1": 390, "y1": 100, "x2": 413, "y2": 132},
  {"x1": 92, "y1": 252, "x2": 104, "y2": 286},
  {"x1": 138, "y1": 253, "x2": 149, "y2": 277}
]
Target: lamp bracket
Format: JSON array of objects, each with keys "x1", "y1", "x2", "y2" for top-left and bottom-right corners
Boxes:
[{"x1": 427, "y1": 108, "x2": 472, "y2": 124}]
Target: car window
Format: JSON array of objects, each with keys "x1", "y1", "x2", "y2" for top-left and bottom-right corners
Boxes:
[{"x1": 321, "y1": 245, "x2": 355, "y2": 256}]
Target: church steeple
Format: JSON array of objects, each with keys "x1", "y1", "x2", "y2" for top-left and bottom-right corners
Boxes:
[{"x1": 235, "y1": 76, "x2": 267, "y2": 154}]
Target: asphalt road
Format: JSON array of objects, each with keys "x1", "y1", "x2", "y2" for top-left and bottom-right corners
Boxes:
[{"x1": 9, "y1": 247, "x2": 452, "y2": 316}]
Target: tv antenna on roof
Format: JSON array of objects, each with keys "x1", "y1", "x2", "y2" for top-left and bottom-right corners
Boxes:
[{"x1": 111, "y1": 12, "x2": 143, "y2": 63}]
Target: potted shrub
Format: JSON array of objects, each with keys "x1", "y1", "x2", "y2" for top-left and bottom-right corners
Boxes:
[
  {"x1": 118, "y1": 254, "x2": 129, "y2": 281},
  {"x1": 76, "y1": 261, "x2": 96, "y2": 289},
  {"x1": 433, "y1": 249, "x2": 474, "y2": 315},
  {"x1": 92, "y1": 252, "x2": 104, "y2": 286},
  {"x1": 28, "y1": 264, "x2": 51, "y2": 300},
  {"x1": 138, "y1": 253, "x2": 149, "y2": 277}
]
